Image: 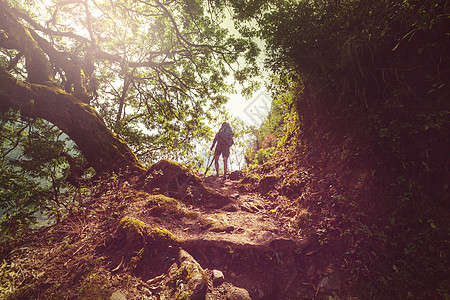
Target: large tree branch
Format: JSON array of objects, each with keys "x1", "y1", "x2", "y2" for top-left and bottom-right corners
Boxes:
[
  {"x1": 155, "y1": 0, "x2": 225, "y2": 51},
  {"x1": 27, "y1": 28, "x2": 90, "y2": 102},
  {"x1": 0, "y1": 0, "x2": 53, "y2": 84},
  {"x1": 11, "y1": 2, "x2": 232, "y2": 75},
  {"x1": 0, "y1": 66, "x2": 145, "y2": 174},
  {"x1": 10, "y1": 4, "x2": 92, "y2": 44}
]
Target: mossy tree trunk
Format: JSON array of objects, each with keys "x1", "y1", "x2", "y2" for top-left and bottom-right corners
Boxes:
[
  {"x1": 0, "y1": 1, "x2": 144, "y2": 175},
  {"x1": 0, "y1": 67, "x2": 145, "y2": 174}
]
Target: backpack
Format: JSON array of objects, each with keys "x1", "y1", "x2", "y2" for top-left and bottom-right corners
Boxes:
[{"x1": 218, "y1": 126, "x2": 234, "y2": 147}]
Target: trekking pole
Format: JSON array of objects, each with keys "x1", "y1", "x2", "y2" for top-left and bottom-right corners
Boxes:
[
  {"x1": 229, "y1": 153, "x2": 233, "y2": 171},
  {"x1": 204, "y1": 150, "x2": 214, "y2": 175}
]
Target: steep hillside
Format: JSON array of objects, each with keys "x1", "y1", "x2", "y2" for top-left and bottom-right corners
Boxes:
[
  {"x1": 1, "y1": 160, "x2": 333, "y2": 299},
  {"x1": 2, "y1": 96, "x2": 449, "y2": 300},
  {"x1": 242, "y1": 126, "x2": 449, "y2": 299},
  {"x1": 1, "y1": 126, "x2": 448, "y2": 300}
]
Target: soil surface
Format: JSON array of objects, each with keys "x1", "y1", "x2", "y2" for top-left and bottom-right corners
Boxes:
[{"x1": 0, "y1": 168, "x2": 327, "y2": 300}]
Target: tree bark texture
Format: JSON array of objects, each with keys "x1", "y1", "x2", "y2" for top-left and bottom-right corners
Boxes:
[{"x1": 0, "y1": 67, "x2": 145, "y2": 174}]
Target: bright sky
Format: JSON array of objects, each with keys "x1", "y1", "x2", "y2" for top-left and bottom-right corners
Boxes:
[{"x1": 220, "y1": 9, "x2": 272, "y2": 127}]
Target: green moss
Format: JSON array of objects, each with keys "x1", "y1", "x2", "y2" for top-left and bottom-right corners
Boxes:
[
  {"x1": 184, "y1": 211, "x2": 199, "y2": 220},
  {"x1": 241, "y1": 173, "x2": 260, "y2": 184},
  {"x1": 130, "y1": 247, "x2": 144, "y2": 269},
  {"x1": 260, "y1": 174, "x2": 278, "y2": 181},
  {"x1": 147, "y1": 194, "x2": 179, "y2": 207},
  {"x1": 116, "y1": 217, "x2": 148, "y2": 243},
  {"x1": 148, "y1": 227, "x2": 179, "y2": 244},
  {"x1": 175, "y1": 290, "x2": 191, "y2": 300},
  {"x1": 146, "y1": 194, "x2": 184, "y2": 217},
  {"x1": 238, "y1": 174, "x2": 260, "y2": 191}
]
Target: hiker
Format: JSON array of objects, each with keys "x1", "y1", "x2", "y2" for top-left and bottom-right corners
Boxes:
[{"x1": 210, "y1": 122, "x2": 234, "y2": 179}]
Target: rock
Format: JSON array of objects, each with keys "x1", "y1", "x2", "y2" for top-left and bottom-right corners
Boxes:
[
  {"x1": 230, "y1": 193, "x2": 240, "y2": 199},
  {"x1": 139, "y1": 160, "x2": 231, "y2": 208},
  {"x1": 198, "y1": 217, "x2": 218, "y2": 229},
  {"x1": 222, "y1": 203, "x2": 239, "y2": 212},
  {"x1": 210, "y1": 225, "x2": 235, "y2": 233},
  {"x1": 257, "y1": 174, "x2": 278, "y2": 194},
  {"x1": 227, "y1": 286, "x2": 252, "y2": 300},
  {"x1": 206, "y1": 283, "x2": 252, "y2": 300},
  {"x1": 204, "y1": 187, "x2": 233, "y2": 208},
  {"x1": 110, "y1": 291, "x2": 127, "y2": 300},
  {"x1": 141, "y1": 160, "x2": 197, "y2": 195},
  {"x1": 115, "y1": 217, "x2": 148, "y2": 250},
  {"x1": 212, "y1": 269, "x2": 225, "y2": 286},
  {"x1": 162, "y1": 249, "x2": 208, "y2": 300},
  {"x1": 229, "y1": 170, "x2": 244, "y2": 180},
  {"x1": 146, "y1": 194, "x2": 183, "y2": 217}
]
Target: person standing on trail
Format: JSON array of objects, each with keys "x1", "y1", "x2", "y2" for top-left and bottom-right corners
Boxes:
[{"x1": 210, "y1": 122, "x2": 234, "y2": 179}]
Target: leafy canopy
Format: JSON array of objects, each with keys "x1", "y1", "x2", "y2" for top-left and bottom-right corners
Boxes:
[
  {"x1": 1, "y1": 0, "x2": 260, "y2": 162},
  {"x1": 0, "y1": 0, "x2": 260, "y2": 232}
]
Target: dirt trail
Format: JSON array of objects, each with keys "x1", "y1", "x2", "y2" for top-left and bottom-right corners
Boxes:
[
  {"x1": 1, "y1": 167, "x2": 316, "y2": 300},
  {"x1": 181, "y1": 176, "x2": 299, "y2": 246},
  {"x1": 126, "y1": 174, "x2": 310, "y2": 299}
]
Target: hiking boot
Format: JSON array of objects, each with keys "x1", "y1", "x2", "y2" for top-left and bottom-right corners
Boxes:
[{"x1": 222, "y1": 174, "x2": 227, "y2": 180}]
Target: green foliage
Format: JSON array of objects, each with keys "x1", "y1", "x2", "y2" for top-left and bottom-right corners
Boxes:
[
  {"x1": 223, "y1": 0, "x2": 449, "y2": 297},
  {"x1": 225, "y1": 0, "x2": 449, "y2": 128},
  {"x1": 1, "y1": 0, "x2": 261, "y2": 165},
  {"x1": 246, "y1": 147, "x2": 275, "y2": 169},
  {"x1": 0, "y1": 0, "x2": 262, "y2": 228},
  {"x1": 0, "y1": 109, "x2": 82, "y2": 240},
  {"x1": 244, "y1": 81, "x2": 298, "y2": 168}
]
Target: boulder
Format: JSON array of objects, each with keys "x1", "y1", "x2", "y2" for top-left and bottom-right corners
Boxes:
[
  {"x1": 206, "y1": 282, "x2": 252, "y2": 300},
  {"x1": 115, "y1": 217, "x2": 148, "y2": 250},
  {"x1": 227, "y1": 286, "x2": 252, "y2": 300},
  {"x1": 212, "y1": 270, "x2": 225, "y2": 286},
  {"x1": 229, "y1": 170, "x2": 244, "y2": 181},
  {"x1": 142, "y1": 160, "x2": 201, "y2": 197},
  {"x1": 257, "y1": 175, "x2": 278, "y2": 194},
  {"x1": 138, "y1": 160, "x2": 231, "y2": 208},
  {"x1": 161, "y1": 249, "x2": 209, "y2": 300},
  {"x1": 221, "y1": 203, "x2": 239, "y2": 212}
]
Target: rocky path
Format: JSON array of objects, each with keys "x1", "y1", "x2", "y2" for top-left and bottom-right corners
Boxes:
[
  {"x1": 119, "y1": 169, "x2": 310, "y2": 299},
  {"x1": 1, "y1": 162, "x2": 317, "y2": 300},
  {"x1": 178, "y1": 176, "x2": 308, "y2": 299},
  {"x1": 182, "y1": 176, "x2": 298, "y2": 246}
]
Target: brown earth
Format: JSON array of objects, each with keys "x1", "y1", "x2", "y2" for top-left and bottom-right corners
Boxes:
[{"x1": 0, "y1": 160, "x2": 335, "y2": 300}]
